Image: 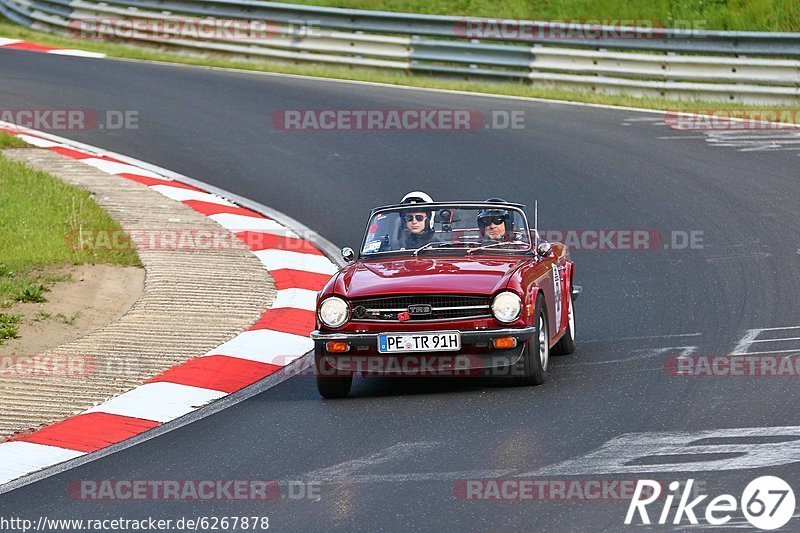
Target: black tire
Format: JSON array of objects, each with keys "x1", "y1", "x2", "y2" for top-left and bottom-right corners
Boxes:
[
  {"x1": 316, "y1": 375, "x2": 352, "y2": 399},
  {"x1": 552, "y1": 291, "x2": 576, "y2": 356},
  {"x1": 510, "y1": 296, "x2": 549, "y2": 386},
  {"x1": 315, "y1": 354, "x2": 352, "y2": 399}
]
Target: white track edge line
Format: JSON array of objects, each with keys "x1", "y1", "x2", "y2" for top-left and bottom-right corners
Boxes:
[
  {"x1": 99, "y1": 55, "x2": 800, "y2": 128},
  {"x1": 5, "y1": 40, "x2": 797, "y2": 128},
  {"x1": 104, "y1": 55, "x2": 671, "y2": 115}
]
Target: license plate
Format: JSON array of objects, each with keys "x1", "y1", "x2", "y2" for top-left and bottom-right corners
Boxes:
[{"x1": 378, "y1": 331, "x2": 461, "y2": 353}]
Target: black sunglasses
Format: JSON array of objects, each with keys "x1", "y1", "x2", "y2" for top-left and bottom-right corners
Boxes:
[
  {"x1": 404, "y1": 214, "x2": 427, "y2": 222},
  {"x1": 479, "y1": 216, "x2": 506, "y2": 226}
]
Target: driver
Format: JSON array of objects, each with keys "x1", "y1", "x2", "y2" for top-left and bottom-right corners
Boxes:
[
  {"x1": 397, "y1": 191, "x2": 437, "y2": 249},
  {"x1": 477, "y1": 198, "x2": 513, "y2": 243}
]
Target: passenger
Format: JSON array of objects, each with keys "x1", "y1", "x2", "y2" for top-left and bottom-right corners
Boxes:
[{"x1": 477, "y1": 198, "x2": 512, "y2": 243}]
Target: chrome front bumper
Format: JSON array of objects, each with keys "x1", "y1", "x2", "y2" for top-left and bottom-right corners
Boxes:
[{"x1": 311, "y1": 326, "x2": 536, "y2": 343}]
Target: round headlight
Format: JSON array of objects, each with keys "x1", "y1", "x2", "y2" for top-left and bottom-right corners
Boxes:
[
  {"x1": 319, "y1": 297, "x2": 349, "y2": 328},
  {"x1": 492, "y1": 292, "x2": 522, "y2": 323}
]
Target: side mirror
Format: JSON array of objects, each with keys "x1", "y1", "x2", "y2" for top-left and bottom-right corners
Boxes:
[
  {"x1": 536, "y1": 242, "x2": 552, "y2": 258},
  {"x1": 341, "y1": 247, "x2": 355, "y2": 263}
]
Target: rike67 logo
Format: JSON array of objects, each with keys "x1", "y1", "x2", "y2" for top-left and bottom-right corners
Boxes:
[{"x1": 625, "y1": 476, "x2": 795, "y2": 530}]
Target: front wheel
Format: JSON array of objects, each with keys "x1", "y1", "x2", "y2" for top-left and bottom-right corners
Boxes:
[
  {"x1": 552, "y1": 291, "x2": 576, "y2": 356},
  {"x1": 510, "y1": 297, "x2": 549, "y2": 386}
]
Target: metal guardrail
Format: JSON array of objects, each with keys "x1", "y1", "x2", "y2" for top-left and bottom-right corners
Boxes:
[{"x1": 2, "y1": 0, "x2": 799, "y2": 103}]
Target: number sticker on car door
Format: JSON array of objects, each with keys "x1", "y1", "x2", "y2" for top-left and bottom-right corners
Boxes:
[{"x1": 552, "y1": 264, "x2": 562, "y2": 328}]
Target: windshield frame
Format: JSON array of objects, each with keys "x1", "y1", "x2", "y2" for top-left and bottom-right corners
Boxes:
[{"x1": 357, "y1": 201, "x2": 534, "y2": 259}]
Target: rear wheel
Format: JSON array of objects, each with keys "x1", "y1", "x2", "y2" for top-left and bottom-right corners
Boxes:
[
  {"x1": 315, "y1": 354, "x2": 353, "y2": 399},
  {"x1": 510, "y1": 297, "x2": 549, "y2": 386},
  {"x1": 552, "y1": 291, "x2": 576, "y2": 356}
]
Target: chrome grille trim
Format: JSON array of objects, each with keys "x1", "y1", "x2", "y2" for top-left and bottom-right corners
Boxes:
[{"x1": 351, "y1": 295, "x2": 492, "y2": 322}]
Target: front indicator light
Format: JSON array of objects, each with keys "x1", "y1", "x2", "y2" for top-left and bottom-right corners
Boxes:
[
  {"x1": 492, "y1": 337, "x2": 517, "y2": 349},
  {"x1": 326, "y1": 341, "x2": 350, "y2": 353}
]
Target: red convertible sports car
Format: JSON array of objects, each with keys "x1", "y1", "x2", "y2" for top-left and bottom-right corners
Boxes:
[{"x1": 311, "y1": 198, "x2": 580, "y2": 398}]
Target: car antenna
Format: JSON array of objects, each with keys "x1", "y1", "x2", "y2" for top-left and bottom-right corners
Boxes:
[{"x1": 534, "y1": 199, "x2": 539, "y2": 245}]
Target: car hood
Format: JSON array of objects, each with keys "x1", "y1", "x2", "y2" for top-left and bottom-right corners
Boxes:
[{"x1": 336, "y1": 255, "x2": 528, "y2": 299}]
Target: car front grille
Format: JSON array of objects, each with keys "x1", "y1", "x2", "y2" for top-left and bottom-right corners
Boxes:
[{"x1": 351, "y1": 295, "x2": 491, "y2": 322}]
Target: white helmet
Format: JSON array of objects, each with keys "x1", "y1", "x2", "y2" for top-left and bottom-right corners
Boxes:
[
  {"x1": 399, "y1": 191, "x2": 434, "y2": 230},
  {"x1": 401, "y1": 191, "x2": 434, "y2": 205}
]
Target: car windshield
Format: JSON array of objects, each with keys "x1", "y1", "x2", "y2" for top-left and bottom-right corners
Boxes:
[{"x1": 360, "y1": 203, "x2": 532, "y2": 256}]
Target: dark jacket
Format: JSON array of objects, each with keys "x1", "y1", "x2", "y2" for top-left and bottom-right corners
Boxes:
[{"x1": 398, "y1": 228, "x2": 437, "y2": 250}]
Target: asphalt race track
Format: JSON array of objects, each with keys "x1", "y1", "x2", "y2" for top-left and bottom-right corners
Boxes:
[{"x1": 2, "y1": 50, "x2": 800, "y2": 531}]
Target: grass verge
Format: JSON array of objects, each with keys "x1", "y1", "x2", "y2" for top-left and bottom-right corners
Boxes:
[
  {"x1": 0, "y1": 150, "x2": 141, "y2": 343},
  {"x1": 0, "y1": 131, "x2": 30, "y2": 148},
  {"x1": 1, "y1": 20, "x2": 799, "y2": 120}
]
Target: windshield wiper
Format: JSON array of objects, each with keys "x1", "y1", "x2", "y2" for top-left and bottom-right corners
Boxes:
[
  {"x1": 412, "y1": 240, "x2": 480, "y2": 256},
  {"x1": 466, "y1": 240, "x2": 529, "y2": 255}
]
